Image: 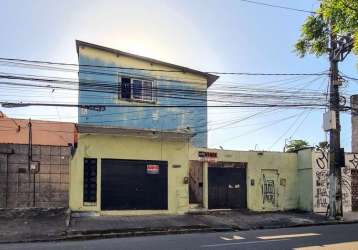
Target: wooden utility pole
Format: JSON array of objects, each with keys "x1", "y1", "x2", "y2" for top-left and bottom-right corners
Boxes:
[
  {"x1": 327, "y1": 22, "x2": 353, "y2": 219},
  {"x1": 328, "y1": 36, "x2": 342, "y2": 218}
]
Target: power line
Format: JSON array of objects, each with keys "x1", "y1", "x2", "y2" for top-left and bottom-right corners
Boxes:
[
  {"x1": 267, "y1": 110, "x2": 307, "y2": 150},
  {"x1": 0, "y1": 75, "x2": 329, "y2": 107},
  {"x1": 213, "y1": 111, "x2": 307, "y2": 146},
  {"x1": 0, "y1": 101, "x2": 327, "y2": 109},
  {"x1": 0, "y1": 57, "x2": 326, "y2": 76},
  {"x1": 0, "y1": 72, "x2": 328, "y2": 96},
  {"x1": 240, "y1": 0, "x2": 315, "y2": 14},
  {"x1": 288, "y1": 109, "x2": 313, "y2": 138}
]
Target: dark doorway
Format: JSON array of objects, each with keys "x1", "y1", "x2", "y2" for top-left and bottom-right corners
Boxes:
[
  {"x1": 101, "y1": 159, "x2": 168, "y2": 210},
  {"x1": 208, "y1": 165, "x2": 247, "y2": 209},
  {"x1": 351, "y1": 169, "x2": 358, "y2": 211}
]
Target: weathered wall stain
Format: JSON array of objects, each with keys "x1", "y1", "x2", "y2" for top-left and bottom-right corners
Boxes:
[{"x1": 77, "y1": 46, "x2": 210, "y2": 147}]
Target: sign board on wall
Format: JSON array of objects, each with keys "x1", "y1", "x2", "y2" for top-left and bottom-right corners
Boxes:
[
  {"x1": 198, "y1": 151, "x2": 217, "y2": 162},
  {"x1": 147, "y1": 164, "x2": 160, "y2": 174}
]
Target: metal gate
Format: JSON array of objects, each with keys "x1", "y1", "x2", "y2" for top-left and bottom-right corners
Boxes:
[
  {"x1": 101, "y1": 159, "x2": 168, "y2": 210},
  {"x1": 208, "y1": 166, "x2": 247, "y2": 209},
  {"x1": 352, "y1": 169, "x2": 358, "y2": 211}
]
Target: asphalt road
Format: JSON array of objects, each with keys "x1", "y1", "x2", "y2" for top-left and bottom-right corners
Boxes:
[{"x1": 2, "y1": 223, "x2": 358, "y2": 250}]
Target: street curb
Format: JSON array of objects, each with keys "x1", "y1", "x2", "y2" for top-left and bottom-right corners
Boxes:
[
  {"x1": 236, "y1": 219, "x2": 358, "y2": 231},
  {"x1": 64, "y1": 227, "x2": 233, "y2": 242},
  {"x1": 0, "y1": 227, "x2": 233, "y2": 244},
  {"x1": 1, "y1": 219, "x2": 358, "y2": 244}
]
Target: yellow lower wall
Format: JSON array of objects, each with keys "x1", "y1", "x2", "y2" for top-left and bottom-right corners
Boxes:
[
  {"x1": 69, "y1": 133, "x2": 190, "y2": 215},
  {"x1": 189, "y1": 148, "x2": 298, "y2": 211},
  {"x1": 70, "y1": 136, "x2": 300, "y2": 214}
]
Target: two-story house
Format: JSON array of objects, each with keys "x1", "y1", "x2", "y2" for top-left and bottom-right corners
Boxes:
[{"x1": 69, "y1": 41, "x2": 218, "y2": 215}]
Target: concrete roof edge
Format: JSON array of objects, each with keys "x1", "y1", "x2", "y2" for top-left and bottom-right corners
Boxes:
[
  {"x1": 77, "y1": 124, "x2": 194, "y2": 138},
  {"x1": 0, "y1": 114, "x2": 75, "y2": 126}
]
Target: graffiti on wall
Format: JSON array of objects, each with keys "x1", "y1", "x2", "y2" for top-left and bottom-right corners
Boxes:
[
  {"x1": 349, "y1": 154, "x2": 358, "y2": 169},
  {"x1": 314, "y1": 150, "x2": 330, "y2": 210},
  {"x1": 262, "y1": 174, "x2": 276, "y2": 205},
  {"x1": 313, "y1": 151, "x2": 358, "y2": 213}
]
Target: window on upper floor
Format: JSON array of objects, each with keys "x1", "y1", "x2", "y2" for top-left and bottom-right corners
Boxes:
[
  {"x1": 121, "y1": 77, "x2": 131, "y2": 99},
  {"x1": 118, "y1": 76, "x2": 154, "y2": 102}
]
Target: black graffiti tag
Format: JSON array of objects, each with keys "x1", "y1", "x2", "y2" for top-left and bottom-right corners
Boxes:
[
  {"x1": 316, "y1": 150, "x2": 328, "y2": 170},
  {"x1": 349, "y1": 154, "x2": 358, "y2": 169}
]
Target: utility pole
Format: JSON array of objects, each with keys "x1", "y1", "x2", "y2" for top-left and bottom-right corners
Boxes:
[
  {"x1": 327, "y1": 22, "x2": 353, "y2": 219},
  {"x1": 328, "y1": 33, "x2": 342, "y2": 218}
]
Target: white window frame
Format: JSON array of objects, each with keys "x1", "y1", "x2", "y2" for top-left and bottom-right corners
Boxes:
[{"x1": 118, "y1": 76, "x2": 155, "y2": 103}]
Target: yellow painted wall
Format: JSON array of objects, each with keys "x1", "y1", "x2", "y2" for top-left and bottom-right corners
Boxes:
[
  {"x1": 189, "y1": 148, "x2": 298, "y2": 211},
  {"x1": 78, "y1": 45, "x2": 208, "y2": 88},
  {"x1": 69, "y1": 133, "x2": 190, "y2": 215}
]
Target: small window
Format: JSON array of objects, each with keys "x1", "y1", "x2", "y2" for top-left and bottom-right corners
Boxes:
[
  {"x1": 83, "y1": 158, "x2": 97, "y2": 203},
  {"x1": 118, "y1": 76, "x2": 154, "y2": 102},
  {"x1": 120, "y1": 77, "x2": 131, "y2": 99}
]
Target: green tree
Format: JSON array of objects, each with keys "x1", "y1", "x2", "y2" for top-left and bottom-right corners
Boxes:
[
  {"x1": 316, "y1": 141, "x2": 329, "y2": 150},
  {"x1": 285, "y1": 139, "x2": 310, "y2": 152},
  {"x1": 295, "y1": 0, "x2": 358, "y2": 58}
]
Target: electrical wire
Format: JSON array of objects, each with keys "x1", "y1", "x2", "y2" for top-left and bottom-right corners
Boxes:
[
  {"x1": 0, "y1": 57, "x2": 325, "y2": 76},
  {"x1": 240, "y1": 0, "x2": 315, "y2": 14}
]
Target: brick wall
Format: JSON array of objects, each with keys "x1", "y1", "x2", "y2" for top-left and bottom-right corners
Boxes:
[
  {"x1": 0, "y1": 143, "x2": 70, "y2": 208},
  {"x1": 352, "y1": 95, "x2": 358, "y2": 152}
]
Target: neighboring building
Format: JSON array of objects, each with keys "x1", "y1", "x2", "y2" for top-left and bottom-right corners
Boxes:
[
  {"x1": 297, "y1": 148, "x2": 358, "y2": 213},
  {"x1": 189, "y1": 148, "x2": 298, "y2": 211},
  {"x1": 0, "y1": 112, "x2": 75, "y2": 145},
  {"x1": 0, "y1": 113, "x2": 76, "y2": 208},
  {"x1": 76, "y1": 40, "x2": 218, "y2": 148},
  {"x1": 352, "y1": 94, "x2": 358, "y2": 152}
]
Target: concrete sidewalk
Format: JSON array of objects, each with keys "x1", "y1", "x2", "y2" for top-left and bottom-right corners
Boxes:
[
  {"x1": 1, "y1": 208, "x2": 358, "y2": 243},
  {"x1": 0, "y1": 208, "x2": 69, "y2": 243},
  {"x1": 67, "y1": 210, "x2": 350, "y2": 240}
]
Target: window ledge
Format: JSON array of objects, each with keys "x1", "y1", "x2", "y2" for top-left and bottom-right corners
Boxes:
[{"x1": 116, "y1": 98, "x2": 157, "y2": 105}]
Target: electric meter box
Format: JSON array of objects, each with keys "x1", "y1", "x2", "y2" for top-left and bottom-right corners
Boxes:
[{"x1": 323, "y1": 111, "x2": 337, "y2": 131}]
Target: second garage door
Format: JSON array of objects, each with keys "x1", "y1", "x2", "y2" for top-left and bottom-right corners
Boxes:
[
  {"x1": 101, "y1": 159, "x2": 168, "y2": 210},
  {"x1": 208, "y1": 166, "x2": 247, "y2": 209}
]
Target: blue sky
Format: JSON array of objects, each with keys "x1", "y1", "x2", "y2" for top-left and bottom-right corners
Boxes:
[{"x1": 1, "y1": 0, "x2": 357, "y2": 151}]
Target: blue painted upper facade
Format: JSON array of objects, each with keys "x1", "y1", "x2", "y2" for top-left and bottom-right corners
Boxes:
[{"x1": 76, "y1": 41, "x2": 218, "y2": 147}]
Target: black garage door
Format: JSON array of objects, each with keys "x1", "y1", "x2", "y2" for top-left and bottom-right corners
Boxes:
[
  {"x1": 101, "y1": 159, "x2": 168, "y2": 210},
  {"x1": 208, "y1": 167, "x2": 247, "y2": 209}
]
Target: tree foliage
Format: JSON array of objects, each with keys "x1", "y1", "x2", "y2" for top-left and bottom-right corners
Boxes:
[
  {"x1": 285, "y1": 139, "x2": 310, "y2": 152},
  {"x1": 295, "y1": 0, "x2": 358, "y2": 57}
]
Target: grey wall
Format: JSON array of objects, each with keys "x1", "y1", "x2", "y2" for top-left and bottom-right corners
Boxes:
[{"x1": 0, "y1": 144, "x2": 70, "y2": 208}]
